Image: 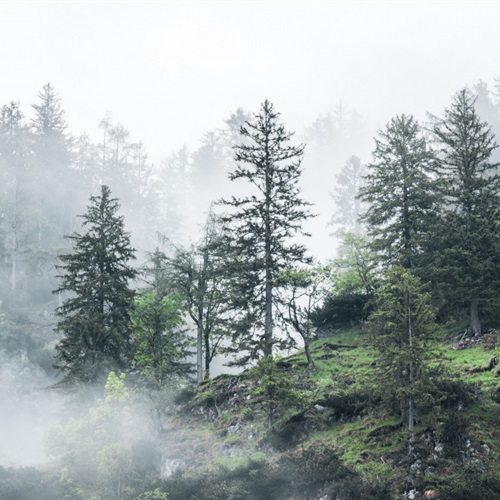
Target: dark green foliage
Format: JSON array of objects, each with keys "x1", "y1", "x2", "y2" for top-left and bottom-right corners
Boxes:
[
  {"x1": 0, "y1": 466, "x2": 63, "y2": 500},
  {"x1": 367, "y1": 267, "x2": 436, "y2": 430},
  {"x1": 132, "y1": 291, "x2": 193, "y2": 386},
  {"x1": 220, "y1": 100, "x2": 313, "y2": 363},
  {"x1": 440, "y1": 411, "x2": 469, "y2": 458},
  {"x1": 250, "y1": 356, "x2": 303, "y2": 430},
  {"x1": 54, "y1": 185, "x2": 137, "y2": 386},
  {"x1": 439, "y1": 465, "x2": 500, "y2": 500},
  {"x1": 161, "y1": 446, "x2": 386, "y2": 500},
  {"x1": 428, "y1": 88, "x2": 500, "y2": 336},
  {"x1": 312, "y1": 292, "x2": 370, "y2": 329},
  {"x1": 162, "y1": 211, "x2": 231, "y2": 382},
  {"x1": 359, "y1": 114, "x2": 437, "y2": 269}
]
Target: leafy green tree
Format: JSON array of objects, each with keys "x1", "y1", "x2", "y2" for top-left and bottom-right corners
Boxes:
[
  {"x1": 220, "y1": 100, "x2": 313, "y2": 363},
  {"x1": 132, "y1": 291, "x2": 192, "y2": 387},
  {"x1": 358, "y1": 115, "x2": 437, "y2": 269},
  {"x1": 331, "y1": 232, "x2": 377, "y2": 297},
  {"x1": 366, "y1": 267, "x2": 436, "y2": 432},
  {"x1": 279, "y1": 265, "x2": 331, "y2": 369},
  {"x1": 46, "y1": 372, "x2": 141, "y2": 499},
  {"x1": 430, "y1": 88, "x2": 500, "y2": 336},
  {"x1": 313, "y1": 233, "x2": 376, "y2": 330},
  {"x1": 54, "y1": 185, "x2": 137, "y2": 386},
  {"x1": 163, "y1": 211, "x2": 231, "y2": 383},
  {"x1": 250, "y1": 355, "x2": 303, "y2": 430}
]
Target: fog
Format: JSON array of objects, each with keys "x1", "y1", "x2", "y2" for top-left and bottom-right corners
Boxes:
[{"x1": 0, "y1": 0, "x2": 499, "y2": 490}]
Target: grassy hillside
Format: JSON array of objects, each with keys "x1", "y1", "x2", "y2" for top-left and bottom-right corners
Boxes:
[{"x1": 159, "y1": 325, "x2": 500, "y2": 499}]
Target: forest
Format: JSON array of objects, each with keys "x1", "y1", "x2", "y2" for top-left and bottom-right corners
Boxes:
[{"x1": 0, "y1": 80, "x2": 499, "y2": 500}]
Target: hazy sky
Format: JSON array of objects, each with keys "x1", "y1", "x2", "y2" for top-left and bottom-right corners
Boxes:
[{"x1": 1, "y1": 1, "x2": 500, "y2": 163}]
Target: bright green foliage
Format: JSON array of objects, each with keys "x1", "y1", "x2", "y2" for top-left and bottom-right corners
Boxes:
[
  {"x1": 331, "y1": 232, "x2": 376, "y2": 297},
  {"x1": 250, "y1": 355, "x2": 303, "y2": 430},
  {"x1": 359, "y1": 114, "x2": 437, "y2": 269},
  {"x1": 429, "y1": 88, "x2": 500, "y2": 335},
  {"x1": 46, "y1": 372, "x2": 138, "y2": 500},
  {"x1": 135, "y1": 489, "x2": 169, "y2": 500},
  {"x1": 132, "y1": 291, "x2": 192, "y2": 387},
  {"x1": 279, "y1": 265, "x2": 331, "y2": 368},
  {"x1": 54, "y1": 185, "x2": 137, "y2": 386},
  {"x1": 104, "y1": 371, "x2": 129, "y2": 401},
  {"x1": 220, "y1": 100, "x2": 313, "y2": 363},
  {"x1": 366, "y1": 267, "x2": 436, "y2": 431}
]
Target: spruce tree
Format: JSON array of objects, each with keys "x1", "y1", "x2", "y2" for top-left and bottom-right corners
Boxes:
[
  {"x1": 431, "y1": 88, "x2": 500, "y2": 336},
  {"x1": 31, "y1": 83, "x2": 75, "y2": 241},
  {"x1": 220, "y1": 100, "x2": 312, "y2": 363},
  {"x1": 54, "y1": 185, "x2": 136, "y2": 386},
  {"x1": 358, "y1": 115, "x2": 437, "y2": 269},
  {"x1": 367, "y1": 267, "x2": 436, "y2": 432}
]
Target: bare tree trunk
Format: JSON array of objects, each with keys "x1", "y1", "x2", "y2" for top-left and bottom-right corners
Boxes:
[
  {"x1": 469, "y1": 299, "x2": 481, "y2": 337},
  {"x1": 304, "y1": 341, "x2": 315, "y2": 370},
  {"x1": 196, "y1": 260, "x2": 206, "y2": 384}
]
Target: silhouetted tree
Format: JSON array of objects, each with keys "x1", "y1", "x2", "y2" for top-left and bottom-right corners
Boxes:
[
  {"x1": 430, "y1": 88, "x2": 500, "y2": 336},
  {"x1": 359, "y1": 115, "x2": 437, "y2": 269},
  {"x1": 54, "y1": 185, "x2": 136, "y2": 386},
  {"x1": 220, "y1": 100, "x2": 313, "y2": 363}
]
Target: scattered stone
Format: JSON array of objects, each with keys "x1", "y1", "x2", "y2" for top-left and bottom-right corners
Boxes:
[{"x1": 405, "y1": 488, "x2": 418, "y2": 499}]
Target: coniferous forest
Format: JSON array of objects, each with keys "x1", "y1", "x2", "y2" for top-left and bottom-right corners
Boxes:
[{"x1": 0, "y1": 75, "x2": 500, "y2": 499}]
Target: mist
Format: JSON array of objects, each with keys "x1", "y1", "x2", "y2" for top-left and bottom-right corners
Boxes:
[{"x1": 0, "y1": 1, "x2": 499, "y2": 498}]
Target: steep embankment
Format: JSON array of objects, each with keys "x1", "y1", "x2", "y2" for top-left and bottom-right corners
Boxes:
[{"x1": 159, "y1": 326, "x2": 500, "y2": 499}]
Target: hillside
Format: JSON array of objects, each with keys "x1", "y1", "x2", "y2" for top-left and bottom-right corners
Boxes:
[{"x1": 153, "y1": 325, "x2": 500, "y2": 500}]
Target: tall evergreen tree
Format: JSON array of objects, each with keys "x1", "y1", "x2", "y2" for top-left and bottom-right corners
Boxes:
[
  {"x1": 0, "y1": 102, "x2": 32, "y2": 292},
  {"x1": 358, "y1": 115, "x2": 437, "y2": 269},
  {"x1": 54, "y1": 185, "x2": 136, "y2": 386},
  {"x1": 431, "y1": 88, "x2": 500, "y2": 336},
  {"x1": 31, "y1": 83, "x2": 74, "y2": 241},
  {"x1": 367, "y1": 267, "x2": 436, "y2": 432},
  {"x1": 220, "y1": 100, "x2": 312, "y2": 363}
]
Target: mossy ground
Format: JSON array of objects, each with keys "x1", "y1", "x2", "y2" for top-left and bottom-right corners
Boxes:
[{"x1": 177, "y1": 325, "x2": 500, "y2": 498}]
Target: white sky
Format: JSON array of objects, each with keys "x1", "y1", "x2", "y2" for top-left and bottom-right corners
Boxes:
[{"x1": 1, "y1": 1, "x2": 500, "y2": 163}]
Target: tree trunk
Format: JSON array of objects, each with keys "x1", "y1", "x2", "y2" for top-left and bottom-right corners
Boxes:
[
  {"x1": 469, "y1": 299, "x2": 481, "y2": 337},
  {"x1": 196, "y1": 322, "x2": 203, "y2": 385},
  {"x1": 304, "y1": 341, "x2": 315, "y2": 370},
  {"x1": 263, "y1": 126, "x2": 273, "y2": 359},
  {"x1": 196, "y1": 259, "x2": 206, "y2": 384}
]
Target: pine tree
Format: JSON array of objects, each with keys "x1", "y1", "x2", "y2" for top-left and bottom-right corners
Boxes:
[
  {"x1": 0, "y1": 102, "x2": 32, "y2": 292},
  {"x1": 358, "y1": 115, "x2": 437, "y2": 269},
  {"x1": 220, "y1": 100, "x2": 312, "y2": 363},
  {"x1": 367, "y1": 267, "x2": 436, "y2": 432},
  {"x1": 31, "y1": 83, "x2": 75, "y2": 241},
  {"x1": 430, "y1": 88, "x2": 500, "y2": 336},
  {"x1": 54, "y1": 185, "x2": 137, "y2": 386}
]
